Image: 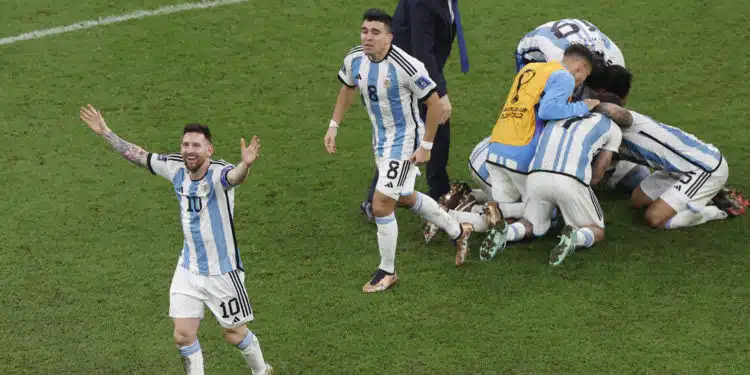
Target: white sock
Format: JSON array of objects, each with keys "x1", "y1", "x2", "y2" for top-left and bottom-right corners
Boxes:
[
  {"x1": 497, "y1": 201, "x2": 525, "y2": 219},
  {"x1": 411, "y1": 192, "x2": 461, "y2": 239},
  {"x1": 179, "y1": 340, "x2": 204, "y2": 375},
  {"x1": 506, "y1": 222, "x2": 526, "y2": 242},
  {"x1": 471, "y1": 189, "x2": 489, "y2": 203},
  {"x1": 574, "y1": 228, "x2": 595, "y2": 248},
  {"x1": 236, "y1": 329, "x2": 268, "y2": 375},
  {"x1": 665, "y1": 206, "x2": 728, "y2": 229},
  {"x1": 375, "y1": 213, "x2": 398, "y2": 273},
  {"x1": 449, "y1": 210, "x2": 488, "y2": 232}
]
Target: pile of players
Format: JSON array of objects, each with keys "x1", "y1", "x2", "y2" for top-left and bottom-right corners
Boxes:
[{"x1": 425, "y1": 18, "x2": 749, "y2": 267}]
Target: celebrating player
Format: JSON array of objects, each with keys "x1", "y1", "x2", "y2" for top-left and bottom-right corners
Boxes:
[
  {"x1": 590, "y1": 66, "x2": 746, "y2": 228},
  {"x1": 515, "y1": 18, "x2": 625, "y2": 71},
  {"x1": 323, "y1": 9, "x2": 472, "y2": 290},
  {"x1": 491, "y1": 111, "x2": 623, "y2": 265},
  {"x1": 79, "y1": 105, "x2": 273, "y2": 375},
  {"x1": 480, "y1": 44, "x2": 599, "y2": 260}
]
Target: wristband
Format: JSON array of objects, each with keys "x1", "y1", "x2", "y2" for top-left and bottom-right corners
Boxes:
[
  {"x1": 329, "y1": 120, "x2": 339, "y2": 128},
  {"x1": 421, "y1": 141, "x2": 434, "y2": 151}
]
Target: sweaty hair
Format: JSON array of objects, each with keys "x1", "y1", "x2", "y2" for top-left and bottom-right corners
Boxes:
[
  {"x1": 584, "y1": 52, "x2": 608, "y2": 89},
  {"x1": 593, "y1": 91, "x2": 623, "y2": 106},
  {"x1": 183, "y1": 123, "x2": 212, "y2": 143},
  {"x1": 362, "y1": 8, "x2": 392, "y2": 32},
  {"x1": 563, "y1": 43, "x2": 595, "y2": 67}
]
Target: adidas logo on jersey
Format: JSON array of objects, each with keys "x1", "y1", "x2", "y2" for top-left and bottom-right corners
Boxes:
[
  {"x1": 356, "y1": 73, "x2": 362, "y2": 80},
  {"x1": 385, "y1": 182, "x2": 394, "y2": 188},
  {"x1": 232, "y1": 316, "x2": 240, "y2": 324}
]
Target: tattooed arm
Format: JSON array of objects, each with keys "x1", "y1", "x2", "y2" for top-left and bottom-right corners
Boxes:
[
  {"x1": 101, "y1": 129, "x2": 149, "y2": 167},
  {"x1": 594, "y1": 103, "x2": 633, "y2": 128},
  {"x1": 80, "y1": 104, "x2": 149, "y2": 168}
]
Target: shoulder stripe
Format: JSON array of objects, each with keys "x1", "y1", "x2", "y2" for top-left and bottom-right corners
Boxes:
[
  {"x1": 347, "y1": 45, "x2": 364, "y2": 57},
  {"x1": 388, "y1": 49, "x2": 418, "y2": 76},
  {"x1": 210, "y1": 160, "x2": 229, "y2": 166}
]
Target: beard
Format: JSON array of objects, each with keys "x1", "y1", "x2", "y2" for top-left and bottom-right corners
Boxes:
[{"x1": 183, "y1": 155, "x2": 207, "y2": 173}]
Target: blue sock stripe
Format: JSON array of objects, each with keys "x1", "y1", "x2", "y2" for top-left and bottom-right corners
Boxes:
[
  {"x1": 179, "y1": 340, "x2": 201, "y2": 357},
  {"x1": 583, "y1": 230, "x2": 594, "y2": 247},
  {"x1": 410, "y1": 192, "x2": 424, "y2": 212},
  {"x1": 510, "y1": 224, "x2": 519, "y2": 240},
  {"x1": 236, "y1": 329, "x2": 255, "y2": 350},
  {"x1": 375, "y1": 213, "x2": 396, "y2": 225},
  {"x1": 665, "y1": 218, "x2": 673, "y2": 229}
]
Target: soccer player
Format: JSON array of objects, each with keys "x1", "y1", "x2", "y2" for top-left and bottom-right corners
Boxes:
[
  {"x1": 590, "y1": 67, "x2": 745, "y2": 228},
  {"x1": 515, "y1": 18, "x2": 625, "y2": 71},
  {"x1": 480, "y1": 44, "x2": 600, "y2": 260},
  {"x1": 79, "y1": 105, "x2": 273, "y2": 375},
  {"x1": 489, "y1": 111, "x2": 623, "y2": 265},
  {"x1": 323, "y1": 9, "x2": 473, "y2": 287}
]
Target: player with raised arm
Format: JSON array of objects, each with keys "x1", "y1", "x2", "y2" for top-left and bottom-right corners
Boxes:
[
  {"x1": 324, "y1": 9, "x2": 473, "y2": 287},
  {"x1": 515, "y1": 18, "x2": 625, "y2": 71},
  {"x1": 491, "y1": 111, "x2": 623, "y2": 266},
  {"x1": 589, "y1": 67, "x2": 748, "y2": 228},
  {"x1": 480, "y1": 44, "x2": 599, "y2": 261},
  {"x1": 79, "y1": 105, "x2": 273, "y2": 375}
]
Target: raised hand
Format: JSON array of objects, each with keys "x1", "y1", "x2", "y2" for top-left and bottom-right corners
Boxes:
[
  {"x1": 79, "y1": 104, "x2": 110, "y2": 135},
  {"x1": 324, "y1": 127, "x2": 337, "y2": 154},
  {"x1": 240, "y1": 136, "x2": 261, "y2": 166}
]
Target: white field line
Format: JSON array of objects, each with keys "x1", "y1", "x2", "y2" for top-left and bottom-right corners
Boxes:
[{"x1": 0, "y1": 0, "x2": 248, "y2": 46}]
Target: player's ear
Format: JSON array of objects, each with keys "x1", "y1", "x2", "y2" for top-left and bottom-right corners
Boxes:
[{"x1": 207, "y1": 143, "x2": 214, "y2": 156}]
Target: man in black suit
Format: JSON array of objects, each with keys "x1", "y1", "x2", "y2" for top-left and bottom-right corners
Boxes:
[{"x1": 360, "y1": 0, "x2": 469, "y2": 221}]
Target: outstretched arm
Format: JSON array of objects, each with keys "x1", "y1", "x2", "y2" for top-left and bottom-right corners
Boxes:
[
  {"x1": 225, "y1": 136, "x2": 261, "y2": 187},
  {"x1": 80, "y1": 104, "x2": 148, "y2": 168}
]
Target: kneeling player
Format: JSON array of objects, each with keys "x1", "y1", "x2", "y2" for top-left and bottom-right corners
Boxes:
[
  {"x1": 482, "y1": 112, "x2": 623, "y2": 265},
  {"x1": 591, "y1": 65, "x2": 747, "y2": 228}
]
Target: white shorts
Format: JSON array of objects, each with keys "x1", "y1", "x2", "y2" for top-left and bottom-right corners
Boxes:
[
  {"x1": 525, "y1": 172, "x2": 605, "y2": 232},
  {"x1": 487, "y1": 163, "x2": 527, "y2": 203},
  {"x1": 169, "y1": 265, "x2": 255, "y2": 328},
  {"x1": 375, "y1": 158, "x2": 421, "y2": 200},
  {"x1": 469, "y1": 166, "x2": 493, "y2": 202},
  {"x1": 639, "y1": 158, "x2": 728, "y2": 212}
]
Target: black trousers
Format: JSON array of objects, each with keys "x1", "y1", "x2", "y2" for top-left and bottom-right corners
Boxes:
[{"x1": 365, "y1": 105, "x2": 451, "y2": 202}]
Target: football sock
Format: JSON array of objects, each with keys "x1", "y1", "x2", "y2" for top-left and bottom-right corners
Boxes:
[
  {"x1": 375, "y1": 213, "x2": 398, "y2": 273},
  {"x1": 411, "y1": 192, "x2": 461, "y2": 239},
  {"x1": 574, "y1": 228, "x2": 595, "y2": 248},
  {"x1": 236, "y1": 329, "x2": 268, "y2": 375},
  {"x1": 449, "y1": 210, "x2": 488, "y2": 232},
  {"x1": 179, "y1": 340, "x2": 204, "y2": 375},
  {"x1": 497, "y1": 201, "x2": 525, "y2": 219},
  {"x1": 665, "y1": 206, "x2": 728, "y2": 229},
  {"x1": 506, "y1": 222, "x2": 526, "y2": 242}
]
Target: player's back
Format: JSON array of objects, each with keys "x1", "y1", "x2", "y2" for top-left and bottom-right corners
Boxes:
[
  {"x1": 469, "y1": 136, "x2": 491, "y2": 185},
  {"x1": 517, "y1": 18, "x2": 624, "y2": 68},
  {"x1": 620, "y1": 111, "x2": 722, "y2": 174},
  {"x1": 531, "y1": 113, "x2": 621, "y2": 185}
]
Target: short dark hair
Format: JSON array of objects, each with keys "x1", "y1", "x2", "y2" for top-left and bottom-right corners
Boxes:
[
  {"x1": 362, "y1": 8, "x2": 392, "y2": 32},
  {"x1": 593, "y1": 91, "x2": 623, "y2": 106},
  {"x1": 604, "y1": 65, "x2": 633, "y2": 99},
  {"x1": 183, "y1": 123, "x2": 212, "y2": 143},
  {"x1": 563, "y1": 43, "x2": 595, "y2": 67}
]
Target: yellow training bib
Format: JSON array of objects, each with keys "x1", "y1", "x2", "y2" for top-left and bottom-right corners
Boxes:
[{"x1": 491, "y1": 61, "x2": 565, "y2": 146}]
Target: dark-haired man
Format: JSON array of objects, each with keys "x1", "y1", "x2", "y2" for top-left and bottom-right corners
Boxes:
[
  {"x1": 324, "y1": 9, "x2": 473, "y2": 289},
  {"x1": 479, "y1": 44, "x2": 600, "y2": 260},
  {"x1": 79, "y1": 105, "x2": 273, "y2": 375}
]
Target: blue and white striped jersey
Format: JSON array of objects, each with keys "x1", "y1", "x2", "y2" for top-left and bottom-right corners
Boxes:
[
  {"x1": 147, "y1": 153, "x2": 242, "y2": 276},
  {"x1": 338, "y1": 45, "x2": 437, "y2": 160},
  {"x1": 516, "y1": 19, "x2": 625, "y2": 70},
  {"x1": 619, "y1": 111, "x2": 722, "y2": 174},
  {"x1": 469, "y1": 136, "x2": 491, "y2": 186},
  {"x1": 531, "y1": 113, "x2": 622, "y2": 185}
]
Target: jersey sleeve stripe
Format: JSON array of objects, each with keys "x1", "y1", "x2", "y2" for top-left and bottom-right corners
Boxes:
[
  {"x1": 418, "y1": 87, "x2": 437, "y2": 102},
  {"x1": 338, "y1": 74, "x2": 356, "y2": 88},
  {"x1": 389, "y1": 49, "x2": 418, "y2": 75},
  {"x1": 146, "y1": 152, "x2": 157, "y2": 175},
  {"x1": 347, "y1": 45, "x2": 364, "y2": 56}
]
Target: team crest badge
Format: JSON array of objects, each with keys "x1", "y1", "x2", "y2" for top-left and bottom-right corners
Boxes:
[
  {"x1": 197, "y1": 180, "x2": 211, "y2": 196},
  {"x1": 384, "y1": 78, "x2": 391, "y2": 89}
]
